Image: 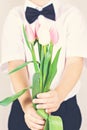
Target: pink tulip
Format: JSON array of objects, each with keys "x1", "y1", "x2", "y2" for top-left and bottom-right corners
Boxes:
[
  {"x1": 35, "y1": 22, "x2": 59, "y2": 45},
  {"x1": 50, "y1": 26, "x2": 59, "y2": 44},
  {"x1": 25, "y1": 24, "x2": 36, "y2": 42},
  {"x1": 35, "y1": 22, "x2": 40, "y2": 39}
]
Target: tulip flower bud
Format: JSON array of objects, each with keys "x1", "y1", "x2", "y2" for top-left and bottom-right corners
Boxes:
[
  {"x1": 50, "y1": 26, "x2": 59, "y2": 44},
  {"x1": 37, "y1": 25, "x2": 50, "y2": 45},
  {"x1": 25, "y1": 24, "x2": 36, "y2": 43}
]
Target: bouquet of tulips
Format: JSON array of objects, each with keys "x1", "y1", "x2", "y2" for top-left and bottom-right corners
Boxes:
[{"x1": 0, "y1": 21, "x2": 63, "y2": 130}]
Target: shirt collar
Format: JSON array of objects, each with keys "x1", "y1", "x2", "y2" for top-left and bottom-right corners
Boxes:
[{"x1": 24, "y1": 0, "x2": 61, "y2": 20}]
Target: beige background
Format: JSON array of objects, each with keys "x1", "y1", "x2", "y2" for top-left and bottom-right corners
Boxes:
[{"x1": 0, "y1": 0, "x2": 87, "y2": 130}]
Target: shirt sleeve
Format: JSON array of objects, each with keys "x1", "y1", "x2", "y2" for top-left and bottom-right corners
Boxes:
[
  {"x1": 66, "y1": 7, "x2": 87, "y2": 66},
  {"x1": 0, "y1": 9, "x2": 26, "y2": 73}
]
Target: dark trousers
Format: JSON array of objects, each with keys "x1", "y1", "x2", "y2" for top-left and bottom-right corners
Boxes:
[{"x1": 8, "y1": 96, "x2": 82, "y2": 130}]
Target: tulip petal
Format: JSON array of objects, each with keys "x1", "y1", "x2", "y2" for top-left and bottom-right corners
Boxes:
[
  {"x1": 25, "y1": 24, "x2": 36, "y2": 42},
  {"x1": 50, "y1": 26, "x2": 59, "y2": 44},
  {"x1": 37, "y1": 26, "x2": 50, "y2": 45}
]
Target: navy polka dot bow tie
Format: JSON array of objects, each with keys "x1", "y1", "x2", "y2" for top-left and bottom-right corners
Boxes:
[{"x1": 25, "y1": 4, "x2": 56, "y2": 24}]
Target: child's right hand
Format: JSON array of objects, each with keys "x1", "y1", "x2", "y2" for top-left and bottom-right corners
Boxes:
[{"x1": 24, "y1": 103, "x2": 45, "y2": 130}]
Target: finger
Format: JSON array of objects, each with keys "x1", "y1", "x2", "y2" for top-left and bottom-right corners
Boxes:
[
  {"x1": 31, "y1": 127, "x2": 44, "y2": 130},
  {"x1": 46, "y1": 108, "x2": 57, "y2": 113},
  {"x1": 31, "y1": 128, "x2": 39, "y2": 130},
  {"x1": 31, "y1": 128, "x2": 43, "y2": 130},
  {"x1": 31, "y1": 128, "x2": 41, "y2": 130},
  {"x1": 33, "y1": 98, "x2": 54, "y2": 104},
  {"x1": 26, "y1": 114, "x2": 45, "y2": 125},
  {"x1": 30, "y1": 121, "x2": 44, "y2": 130},
  {"x1": 46, "y1": 106, "x2": 60, "y2": 113},
  {"x1": 37, "y1": 91, "x2": 54, "y2": 98},
  {"x1": 36, "y1": 103, "x2": 57, "y2": 109},
  {"x1": 25, "y1": 116, "x2": 44, "y2": 130},
  {"x1": 27, "y1": 108, "x2": 44, "y2": 120},
  {"x1": 31, "y1": 128, "x2": 44, "y2": 130}
]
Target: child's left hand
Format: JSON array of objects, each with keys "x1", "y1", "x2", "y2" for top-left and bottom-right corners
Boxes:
[{"x1": 32, "y1": 90, "x2": 62, "y2": 114}]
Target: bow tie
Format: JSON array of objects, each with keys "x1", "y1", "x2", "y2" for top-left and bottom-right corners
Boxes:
[{"x1": 25, "y1": 4, "x2": 56, "y2": 24}]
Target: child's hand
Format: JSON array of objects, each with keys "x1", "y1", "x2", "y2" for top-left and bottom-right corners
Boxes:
[
  {"x1": 24, "y1": 103, "x2": 45, "y2": 130},
  {"x1": 33, "y1": 90, "x2": 62, "y2": 114}
]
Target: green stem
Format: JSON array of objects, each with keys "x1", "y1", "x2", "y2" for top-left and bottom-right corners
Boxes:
[
  {"x1": 39, "y1": 46, "x2": 44, "y2": 91},
  {"x1": 43, "y1": 45, "x2": 46, "y2": 55},
  {"x1": 49, "y1": 42, "x2": 53, "y2": 62},
  {"x1": 43, "y1": 46, "x2": 47, "y2": 87},
  {"x1": 31, "y1": 44, "x2": 39, "y2": 73}
]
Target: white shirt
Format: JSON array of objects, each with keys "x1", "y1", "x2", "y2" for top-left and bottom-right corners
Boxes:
[{"x1": 0, "y1": 0, "x2": 87, "y2": 100}]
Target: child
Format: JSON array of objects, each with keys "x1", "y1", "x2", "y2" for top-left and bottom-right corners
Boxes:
[{"x1": 0, "y1": 0, "x2": 87, "y2": 130}]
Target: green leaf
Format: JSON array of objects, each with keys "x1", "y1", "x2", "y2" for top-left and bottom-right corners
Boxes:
[
  {"x1": 37, "y1": 109, "x2": 49, "y2": 130},
  {"x1": 43, "y1": 51, "x2": 51, "y2": 87},
  {"x1": 38, "y1": 42, "x2": 42, "y2": 61},
  {"x1": 8, "y1": 61, "x2": 33, "y2": 74},
  {"x1": 49, "y1": 43, "x2": 53, "y2": 59},
  {"x1": 39, "y1": 46, "x2": 44, "y2": 89},
  {"x1": 31, "y1": 44, "x2": 40, "y2": 73},
  {"x1": 0, "y1": 88, "x2": 28, "y2": 106},
  {"x1": 43, "y1": 43, "x2": 53, "y2": 89},
  {"x1": 44, "y1": 118, "x2": 49, "y2": 130},
  {"x1": 37, "y1": 110, "x2": 63, "y2": 130},
  {"x1": 37, "y1": 109, "x2": 48, "y2": 120},
  {"x1": 49, "y1": 115, "x2": 63, "y2": 130},
  {"x1": 23, "y1": 25, "x2": 31, "y2": 50},
  {"x1": 44, "y1": 48, "x2": 61, "y2": 92},
  {"x1": 8, "y1": 61, "x2": 40, "y2": 74},
  {"x1": 40, "y1": 46, "x2": 44, "y2": 72},
  {"x1": 32, "y1": 73, "x2": 41, "y2": 99}
]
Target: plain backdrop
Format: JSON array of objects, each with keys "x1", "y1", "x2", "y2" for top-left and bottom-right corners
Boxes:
[{"x1": 0, "y1": 0, "x2": 87, "y2": 130}]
